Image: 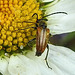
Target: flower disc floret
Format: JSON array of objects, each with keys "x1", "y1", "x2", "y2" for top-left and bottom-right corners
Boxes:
[{"x1": 0, "y1": 0, "x2": 43, "y2": 54}]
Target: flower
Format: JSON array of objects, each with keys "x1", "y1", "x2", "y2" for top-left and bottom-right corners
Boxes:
[
  {"x1": 0, "y1": 0, "x2": 75, "y2": 75},
  {"x1": 45, "y1": 0, "x2": 75, "y2": 35}
]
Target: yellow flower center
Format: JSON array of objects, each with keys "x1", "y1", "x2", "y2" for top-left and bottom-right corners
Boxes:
[{"x1": 0, "y1": 0, "x2": 43, "y2": 54}]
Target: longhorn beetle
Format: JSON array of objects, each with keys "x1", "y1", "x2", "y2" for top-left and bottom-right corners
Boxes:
[{"x1": 20, "y1": 12, "x2": 68, "y2": 69}]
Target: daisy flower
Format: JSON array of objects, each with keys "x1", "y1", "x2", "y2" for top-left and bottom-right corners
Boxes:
[{"x1": 0, "y1": 0, "x2": 75, "y2": 75}]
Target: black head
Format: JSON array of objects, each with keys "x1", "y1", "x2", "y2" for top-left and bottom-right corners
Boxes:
[{"x1": 38, "y1": 20, "x2": 47, "y2": 29}]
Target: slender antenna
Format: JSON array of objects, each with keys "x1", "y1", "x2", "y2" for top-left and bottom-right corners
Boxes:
[
  {"x1": 42, "y1": 12, "x2": 68, "y2": 18},
  {"x1": 13, "y1": 26, "x2": 37, "y2": 32},
  {"x1": 32, "y1": 13, "x2": 38, "y2": 20},
  {"x1": 17, "y1": 12, "x2": 68, "y2": 24},
  {"x1": 17, "y1": 21, "x2": 35, "y2": 24}
]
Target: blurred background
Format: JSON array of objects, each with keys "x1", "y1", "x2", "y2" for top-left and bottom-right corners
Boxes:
[{"x1": 50, "y1": 31, "x2": 75, "y2": 51}]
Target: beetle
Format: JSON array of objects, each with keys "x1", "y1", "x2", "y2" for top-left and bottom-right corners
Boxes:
[
  {"x1": 19, "y1": 12, "x2": 68, "y2": 68},
  {"x1": 35, "y1": 18, "x2": 51, "y2": 68}
]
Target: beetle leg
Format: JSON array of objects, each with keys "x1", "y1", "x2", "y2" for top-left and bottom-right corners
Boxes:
[
  {"x1": 45, "y1": 44, "x2": 52, "y2": 69},
  {"x1": 20, "y1": 27, "x2": 37, "y2": 30},
  {"x1": 28, "y1": 38, "x2": 36, "y2": 43},
  {"x1": 27, "y1": 38, "x2": 36, "y2": 49}
]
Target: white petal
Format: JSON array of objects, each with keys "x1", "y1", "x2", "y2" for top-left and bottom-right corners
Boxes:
[
  {"x1": 48, "y1": 44, "x2": 75, "y2": 75},
  {"x1": 0, "y1": 57, "x2": 9, "y2": 75},
  {"x1": 46, "y1": 0, "x2": 75, "y2": 35},
  {"x1": 7, "y1": 44, "x2": 75, "y2": 75},
  {"x1": 25, "y1": 45, "x2": 75, "y2": 75},
  {"x1": 8, "y1": 54, "x2": 41, "y2": 75},
  {"x1": 42, "y1": 0, "x2": 53, "y2": 2},
  {"x1": 8, "y1": 53, "x2": 57, "y2": 75},
  {"x1": 22, "y1": 50, "x2": 58, "y2": 75}
]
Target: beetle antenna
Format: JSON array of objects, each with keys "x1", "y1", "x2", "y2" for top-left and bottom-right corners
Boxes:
[
  {"x1": 18, "y1": 21, "x2": 35, "y2": 24},
  {"x1": 42, "y1": 12, "x2": 68, "y2": 18},
  {"x1": 32, "y1": 13, "x2": 38, "y2": 20}
]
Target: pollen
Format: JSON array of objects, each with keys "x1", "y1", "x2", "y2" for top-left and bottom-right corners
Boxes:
[
  {"x1": 0, "y1": 39, "x2": 3, "y2": 45},
  {"x1": 12, "y1": 46, "x2": 18, "y2": 51},
  {"x1": 0, "y1": 0, "x2": 43, "y2": 54},
  {"x1": 7, "y1": 36, "x2": 13, "y2": 42},
  {"x1": 6, "y1": 48, "x2": 11, "y2": 52},
  {"x1": 13, "y1": 39, "x2": 18, "y2": 44},
  {"x1": 0, "y1": 46, "x2": 2, "y2": 50},
  {"x1": 4, "y1": 40, "x2": 9, "y2": 46}
]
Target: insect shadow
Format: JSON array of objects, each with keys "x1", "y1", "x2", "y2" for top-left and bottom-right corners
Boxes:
[{"x1": 18, "y1": 12, "x2": 68, "y2": 69}]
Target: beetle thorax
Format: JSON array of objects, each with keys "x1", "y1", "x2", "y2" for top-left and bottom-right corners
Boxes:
[{"x1": 38, "y1": 20, "x2": 47, "y2": 29}]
